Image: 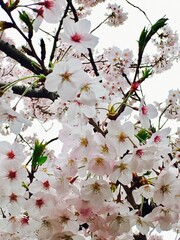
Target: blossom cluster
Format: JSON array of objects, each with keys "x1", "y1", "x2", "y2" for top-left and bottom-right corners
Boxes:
[{"x1": 0, "y1": 0, "x2": 180, "y2": 239}]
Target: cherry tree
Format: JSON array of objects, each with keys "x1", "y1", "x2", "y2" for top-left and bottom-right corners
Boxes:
[{"x1": 0, "y1": 0, "x2": 180, "y2": 239}]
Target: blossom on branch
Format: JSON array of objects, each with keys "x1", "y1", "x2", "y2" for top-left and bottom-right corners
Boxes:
[
  {"x1": 61, "y1": 17, "x2": 99, "y2": 53},
  {"x1": 45, "y1": 58, "x2": 87, "y2": 101},
  {"x1": 33, "y1": 0, "x2": 67, "y2": 31},
  {"x1": 0, "y1": 101, "x2": 31, "y2": 135}
]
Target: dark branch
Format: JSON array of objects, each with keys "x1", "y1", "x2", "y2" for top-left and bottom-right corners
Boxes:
[
  {"x1": 88, "y1": 48, "x2": 99, "y2": 77},
  {"x1": 0, "y1": 83, "x2": 58, "y2": 101},
  {"x1": 49, "y1": 2, "x2": 70, "y2": 64},
  {"x1": 0, "y1": 39, "x2": 45, "y2": 75},
  {"x1": 133, "y1": 233, "x2": 147, "y2": 240},
  {"x1": 67, "y1": 0, "x2": 79, "y2": 22}
]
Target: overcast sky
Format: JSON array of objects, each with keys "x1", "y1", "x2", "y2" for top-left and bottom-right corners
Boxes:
[{"x1": 91, "y1": 0, "x2": 180, "y2": 105}]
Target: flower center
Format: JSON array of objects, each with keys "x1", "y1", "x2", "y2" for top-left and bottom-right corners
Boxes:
[
  {"x1": 20, "y1": 216, "x2": 29, "y2": 225},
  {"x1": 160, "y1": 184, "x2": 170, "y2": 194},
  {"x1": 36, "y1": 198, "x2": 45, "y2": 208},
  {"x1": 118, "y1": 163, "x2": 127, "y2": 172},
  {"x1": 118, "y1": 132, "x2": 127, "y2": 142},
  {"x1": 92, "y1": 182, "x2": 101, "y2": 193},
  {"x1": 95, "y1": 157, "x2": 104, "y2": 166},
  {"x1": 44, "y1": 0, "x2": 54, "y2": 9},
  {"x1": 80, "y1": 137, "x2": 88, "y2": 147},
  {"x1": 7, "y1": 170, "x2": 17, "y2": 180},
  {"x1": 7, "y1": 114, "x2": 17, "y2": 122},
  {"x1": 43, "y1": 180, "x2": 50, "y2": 189},
  {"x1": 71, "y1": 33, "x2": 82, "y2": 43},
  {"x1": 9, "y1": 193, "x2": 17, "y2": 202},
  {"x1": 136, "y1": 149, "x2": 144, "y2": 158},
  {"x1": 81, "y1": 84, "x2": 90, "y2": 93},
  {"x1": 60, "y1": 72, "x2": 72, "y2": 81},
  {"x1": 141, "y1": 106, "x2": 148, "y2": 115},
  {"x1": 154, "y1": 135, "x2": 161, "y2": 143},
  {"x1": 101, "y1": 144, "x2": 109, "y2": 154},
  {"x1": 7, "y1": 150, "x2": 15, "y2": 159}
]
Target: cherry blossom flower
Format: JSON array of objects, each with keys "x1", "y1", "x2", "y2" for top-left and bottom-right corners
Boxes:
[
  {"x1": 80, "y1": 178, "x2": 112, "y2": 209},
  {"x1": 88, "y1": 153, "x2": 113, "y2": 176},
  {"x1": 0, "y1": 101, "x2": 31, "y2": 135},
  {"x1": 133, "y1": 216, "x2": 154, "y2": 235},
  {"x1": 33, "y1": 0, "x2": 67, "y2": 31},
  {"x1": 79, "y1": 76, "x2": 106, "y2": 106},
  {"x1": 49, "y1": 203, "x2": 79, "y2": 234},
  {"x1": 70, "y1": 128, "x2": 96, "y2": 159},
  {"x1": 17, "y1": 215, "x2": 41, "y2": 239},
  {"x1": 0, "y1": 161, "x2": 27, "y2": 188},
  {"x1": 45, "y1": 58, "x2": 87, "y2": 101},
  {"x1": 0, "y1": 185, "x2": 26, "y2": 215},
  {"x1": 61, "y1": 17, "x2": 99, "y2": 53},
  {"x1": 108, "y1": 213, "x2": 131, "y2": 235},
  {"x1": 55, "y1": 154, "x2": 78, "y2": 178},
  {"x1": 67, "y1": 98, "x2": 97, "y2": 122},
  {"x1": 109, "y1": 155, "x2": 132, "y2": 185},
  {"x1": 74, "y1": 198, "x2": 94, "y2": 221},
  {"x1": 106, "y1": 120, "x2": 138, "y2": 156},
  {"x1": 132, "y1": 184, "x2": 154, "y2": 205},
  {"x1": 130, "y1": 145, "x2": 156, "y2": 173},
  {"x1": 28, "y1": 170, "x2": 56, "y2": 195},
  {"x1": 139, "y1": 98, "x2": 158, "y2": 128},
  {"x1": 147, "y1": 127, "x2": 171, "y2": 146},
  {"x1": 153, "y1": 169, "x2": 180, "y2": 206},
  {"x1": 148, "y1": 206, "x2": 179, "y2": 231},
  {"x1": 94, "y1": 132, "x2": 117, "y2": 159},
  {"x1": 24, "y1": 192, "x2": 56, "y2": 218},
  {"x1": 106, "y1": 3, "x2": 128, "y2": 27},
  {"x1": 0, "y1": 141, "x2": 25, "y2": 164}
]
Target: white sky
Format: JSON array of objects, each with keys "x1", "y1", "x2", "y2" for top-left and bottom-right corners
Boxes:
[{"x1": 91, "y1": 0, "x2": 180, "y2": 104}]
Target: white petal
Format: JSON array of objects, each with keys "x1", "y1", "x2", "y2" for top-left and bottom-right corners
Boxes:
[{"x1": 45, "y1": 73, "x2": 61, "y2": 92}]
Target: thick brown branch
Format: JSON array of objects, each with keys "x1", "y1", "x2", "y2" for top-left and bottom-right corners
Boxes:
[
  {"x1": 121, "y1": 184, "x2": 138, "y2": 209},
  {"x1": 88, "y1": 118, "x2": 106, "y2": 137},
  {"x1": 0, "y1": 83, "x2": 58, "y2": 101},
  {"x1": 0, "y1": 39, "x2": 45, "y2": 75}
]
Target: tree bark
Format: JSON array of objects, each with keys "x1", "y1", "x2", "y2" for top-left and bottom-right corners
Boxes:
[{"x1": 0, "y1": 39, "x2": 44, "y2": 75}]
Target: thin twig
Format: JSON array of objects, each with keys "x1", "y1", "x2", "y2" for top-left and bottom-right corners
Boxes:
[
  {"x1": 49, "y1": 3, "x2": 70, "y2": 64},
  {"x1": 126, "y1": 0, "x2": 152, "y2": 25}
]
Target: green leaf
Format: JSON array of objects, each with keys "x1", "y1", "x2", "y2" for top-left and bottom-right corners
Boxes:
[
  {"x1": 32, "y1": 140, "x2": 47, "y2": 168},
  {"x1": 22, "y1": 181, "x2": 28, "y2": 190},
  {"x1": 19, "y1": 11, "x2": 33, "y2": 39},
  {"x1": 146, "y1": 17, "x2": 168, "y2": 42},
  {"x1": 138, "y1": 27, "x2": 148, "y2": 50},
  {"x1": 138, "y1": 18, "x2": 168, "y2": 53},
  {"x1": 135, "y1": 129, "x2": 151, "y2": 143},
  {"x1": 8, "y1": 0, "x2": 20, "y2": 11},
  {"x1": 37, "y1": 156, "x2": 48, "y2": 165},
  {"x1": 142, "y1": 67, "x2": 153, "y2": 80}
]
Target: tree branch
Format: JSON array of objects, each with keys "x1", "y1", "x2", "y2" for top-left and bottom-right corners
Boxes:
[
  {"x1": 49, "y1": 2, "x2": 70, "y2": 64},
  {"x1": 0, "y1": 83, "x2": 58, "y2": 101},
  {"x1": 66, "y1": 0, "x2": 79, "y2": 22},
  {"x1": 0, "y1": 39, "x2": 45, "y2": 75},
  {"x1": 133, "y1": 233, "x2": 147, "y2": 240}
]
